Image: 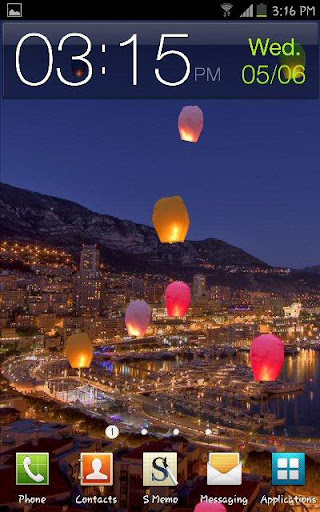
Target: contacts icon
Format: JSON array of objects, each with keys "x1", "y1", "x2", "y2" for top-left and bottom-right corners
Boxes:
[{"x1": 80, "y1": 453, "x2": 113, "y2": 486}]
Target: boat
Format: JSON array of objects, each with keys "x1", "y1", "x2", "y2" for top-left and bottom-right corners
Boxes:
[{"x1": 261, "y1": 382, "x2": 304, "y2": 395}]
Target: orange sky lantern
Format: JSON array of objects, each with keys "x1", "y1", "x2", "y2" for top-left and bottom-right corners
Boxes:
[
  {"x1": 66, "y1": 333, "x2": 93, "y2": 369},
  {"x1": 152, "y1": 195, "x2": 190, "y2": 244},
  {"x1": 72, "y1": 62, "x2": 87, "y2": 78}
]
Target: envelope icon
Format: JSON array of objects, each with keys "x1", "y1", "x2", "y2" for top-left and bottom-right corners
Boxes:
[{"x1": 207, "y1": 452, "x2": 242, "y2": 485}]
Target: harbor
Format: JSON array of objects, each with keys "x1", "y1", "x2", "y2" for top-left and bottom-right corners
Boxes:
[{"x1": 5, "y1": 346, "x2": 319, "y2": 440}]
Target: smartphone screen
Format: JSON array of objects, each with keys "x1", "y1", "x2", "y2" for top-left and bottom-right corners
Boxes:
[{"x1": 0, "y1": 2, "x2": 319, "y2": 511}]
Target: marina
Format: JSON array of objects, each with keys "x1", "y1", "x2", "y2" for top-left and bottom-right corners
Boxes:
[
  {"x1": 96, "y1": 348, "x2": 320, "y2": 438},
  {"x1": 3, "y1": 346, "x2": 320, "y2": 440}
]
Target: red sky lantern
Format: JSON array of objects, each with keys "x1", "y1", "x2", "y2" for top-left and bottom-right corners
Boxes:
[
  {"x1": 194, "y1": 503, "x2": 227, "y2": 512},
  {"x1": 250, "y1": 333, "x2": 285, "y2": 382},
  {"x1": 178, "y1": 105, "x2": 204, "y2": 143},
  {"x1": 125, "y1": 300, "x2": 151, "y2": 337},
  {"x1": 165, "y1": 281, "x2": 191, "y2": 318}
]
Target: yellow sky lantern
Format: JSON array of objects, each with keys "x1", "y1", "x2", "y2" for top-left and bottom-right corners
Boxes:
[
  {"x1": 280, "y1": 42, "x2": 306, "y2": 81},
  {"x1": 66, "y1": 333, "x2": 93, "y2": 369},
  {"x1": 152, "y1": 195, "x2": 190, "y2": 243}
]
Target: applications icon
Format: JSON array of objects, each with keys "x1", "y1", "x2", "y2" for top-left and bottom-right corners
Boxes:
[
  {"x1": 272, "y1": 453, "x2": 305, "y2": 486},
  {"x1": 143, "y1": 452, "x2": 178, "y2": 486},
  {"x1": 207, "y1": 452, "x2": 242, "y2": 485},
  {"x1": 16, "y1": 452, "x2": 49, "y2": 485},
  {"x1": 80, "y1": 453, "x2": 113, "y2": 486}
]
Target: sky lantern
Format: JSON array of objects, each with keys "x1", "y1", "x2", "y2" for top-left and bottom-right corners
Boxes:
[
  {"x1": 125, "y1": 300, "x2": 151, "y2": 337},
  {"x1": 194, "y1": 503, "x2": 227, "y2": 512},
  {"x1": 152, "y1": 195, "x2": 190, "y2": 244},
  {"x1": 178, "y1": 105, "x2": 204, "y2": 142},
  {"x1": 250, "y1": 333, "x2": 285, "y2": 382},
  {"x1": 66, "y1": 333, "x2": 93, "y2": 369},
  {"x1": 280, "y1": 42, "x2": 306, "y2": 81},
  {"x1": 72, "y1": 62, "x2": 87, "y2": 78},
  {"x1": 165, "y1": 281, "x2": 191, "y2": 318}
]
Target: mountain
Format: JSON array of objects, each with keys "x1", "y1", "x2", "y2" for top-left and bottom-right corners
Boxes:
[
  {"x1": 1, "y1": 182, "x2": 320, "y2": 293},
  {"x1": 0, "y1": 182, "x2": 266, "y2": 271},
  {"x1": 296, "y1": 265, "x2": 320, "y2": 275}
]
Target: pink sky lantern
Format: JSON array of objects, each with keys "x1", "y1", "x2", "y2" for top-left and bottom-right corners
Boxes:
[
  {"x1": 250, "y1": 333, "x2": 285, "y2": 382},
  {"x1": 194, "y1": 503, "x2": 227, "y2": 512},
  {"x1": 125, "y1": 300, "x2": 151, "y2": 337},
  {"x1": 178, "y1": 105, "x2": 204, "y2": 143},
  {"x1": 165, "y1": 281, "x2": 191, "y2": 318}
]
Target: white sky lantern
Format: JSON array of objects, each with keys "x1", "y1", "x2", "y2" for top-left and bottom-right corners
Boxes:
[
  {"x1": 125, "y1": 300, "x2": 151, "y2": 337},
  {"x1": 178, "y1": 105, "x2": 204, "y2": 143}
]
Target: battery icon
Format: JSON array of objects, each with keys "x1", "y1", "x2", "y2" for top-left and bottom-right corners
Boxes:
[{"x1": 256, "y1": 3, "x2": 267, "y2": 17}]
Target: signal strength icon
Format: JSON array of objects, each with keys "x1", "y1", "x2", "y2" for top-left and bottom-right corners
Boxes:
[
  {"x1": 220, "y1": 3, "x2": 233, "y2": 17},
  {"x1": 240, "y1": 4, "x2": 254, "y2": 17}
]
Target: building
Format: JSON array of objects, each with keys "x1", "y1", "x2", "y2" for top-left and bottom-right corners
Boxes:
[
  {"x1": 227, "y1": 323, "x2": 259, "y2": 347},
  {"x1": 0, "y1": 395, "x2": 27, "y2": 416},
  {"x1": 0, "y1": 419, "x2": 71, "y2": 452},
  {"x1": 207, "y1": 325, "x2": 229, "y2": 345},
  {"x1": 0, "y1": 289, "x2": 25, "y2": 310},
  {"x1": 131, "y1": 277, "x2": 145, "y2": 299},
  {"x1": 0, "y1": 310, "x2": 9, "y2": 328},
  {"x1": 74, "y1": 246, "x2": 102, "y2": 314},
  {"x1": 0, "y1": 407, "x2": 21, "y2": 425},
  {"x1": 79, "y1": 315, "x2": 125, "y2": 341},
  {"x1": 36, "y1": 313, "x2": 57, "y2": 331},
  {"x1": 1, "y1": 327, "x2": 17, "y2": 339},
  {"x1": 44, "y1": 334, "x2": 63, "y2": 351},
  {"x1": 193, "y1": 274, "x2": 206, "y2": 298},
  {"x1": 80, "y1": 245, "x2": 100, "y2": 270},
  {"x1": 145, "y1": 282, "x2": 165, "y2": 304},
  {"x1": 104, "y1": 288, "x2": 128, "y2": 310},
  {"x1": 210, "y1": 285, "x2": 232, "y2": 303},
  {"x1": 15, "y1": 313, "x2": 35, "y2": 328},
  {"x1": 283, "y1": 302, "x2": 302, "y2": 319}
]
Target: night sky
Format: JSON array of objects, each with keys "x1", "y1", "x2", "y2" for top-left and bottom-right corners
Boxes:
[{"x1": 1, "y1": 98, "x2": 319, "y2": 268}]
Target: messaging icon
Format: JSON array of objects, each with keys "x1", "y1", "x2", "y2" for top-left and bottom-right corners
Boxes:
[{"x1": 207, "y1": 452, "x2": 242, "y2": 485}]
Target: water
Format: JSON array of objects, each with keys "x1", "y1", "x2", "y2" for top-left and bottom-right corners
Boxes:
[
  {"x1": 265, "y1": 349, "x2": 320, "y2": 438},
  {"x1": 100, "y1": 349, "x2": 320, "y2": 438}
]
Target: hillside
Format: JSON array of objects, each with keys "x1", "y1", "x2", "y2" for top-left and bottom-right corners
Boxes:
[{"x1": 2, "y1": 182, "x2": 320, "y2": 293}]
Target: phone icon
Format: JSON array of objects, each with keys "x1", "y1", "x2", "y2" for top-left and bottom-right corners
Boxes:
[
  {"x1": 16, "y1": 453, "x2": 49, "y2": 485},
  {"x1": 23, "y1": 456, "x2": 44, "y2": 482}
]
